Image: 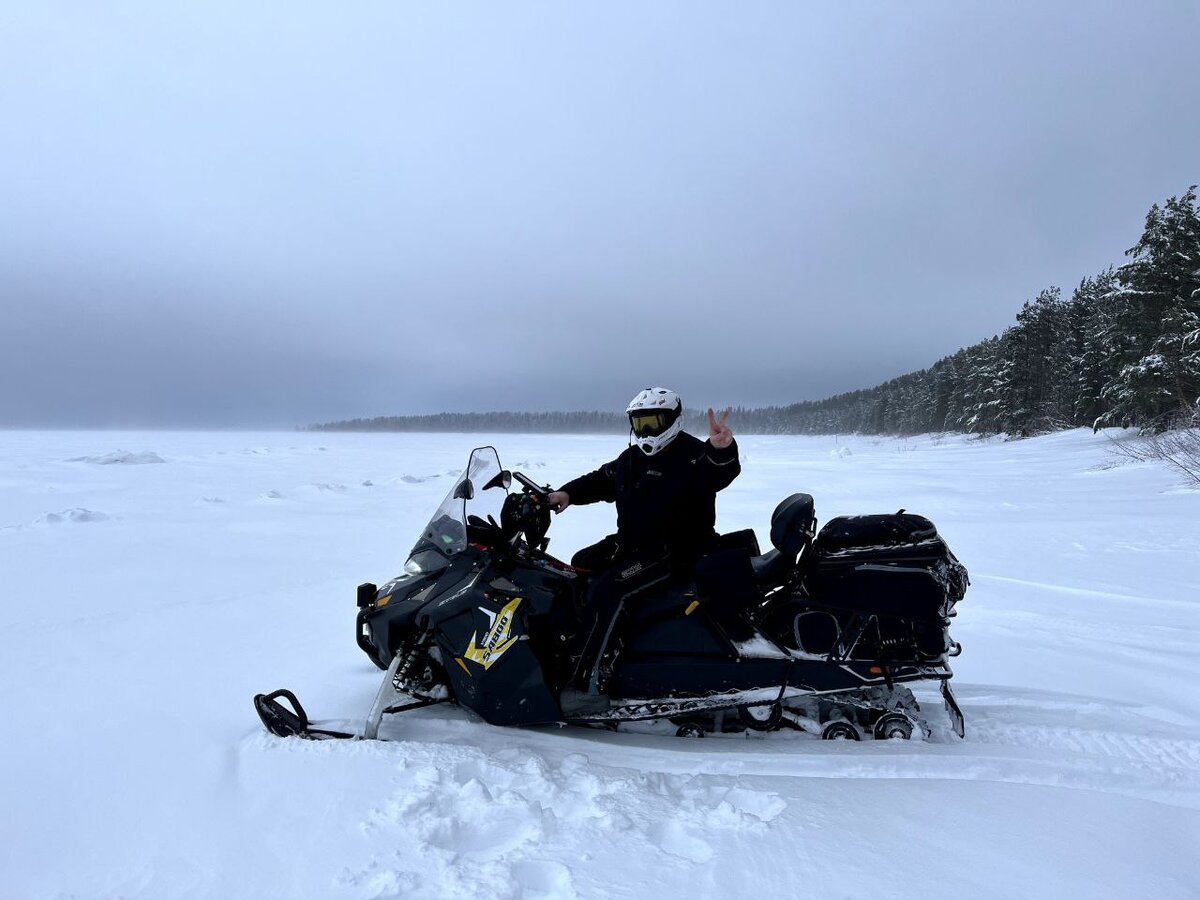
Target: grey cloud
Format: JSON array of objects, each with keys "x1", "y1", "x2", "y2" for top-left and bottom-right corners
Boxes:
[{"x1": 2, "y1": 1, "x2": 1198, "y2": 426}]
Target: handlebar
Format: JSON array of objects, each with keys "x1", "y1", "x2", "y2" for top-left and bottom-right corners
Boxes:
[{"x1": 512, "y1": 470, "x2": 549, "y2": 497}]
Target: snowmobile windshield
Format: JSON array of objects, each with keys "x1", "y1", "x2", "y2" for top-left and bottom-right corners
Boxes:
[{"x1": 404, "y1": 446, "x2": 506, "y2": 575}]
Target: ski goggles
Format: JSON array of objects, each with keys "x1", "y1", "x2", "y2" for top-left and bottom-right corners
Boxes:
[{"x1": 629, "y1": 410, "x2": 676, "y2": 437}]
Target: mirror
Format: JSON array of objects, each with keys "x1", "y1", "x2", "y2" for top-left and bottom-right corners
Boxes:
[
  {"x1": 482, "y1": 470, "x2": 512, "y2": 492},
  {"x1": 452, "y1": 479, "x2": 475, "y2": 500}
]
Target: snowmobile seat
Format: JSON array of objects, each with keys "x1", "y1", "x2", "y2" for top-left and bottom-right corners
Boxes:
[
  {"x1": 750, "y1": 548, "x2": 785, "y2": 582},
  {"x1": 750, "y1": 493, "x2": 816, "y2": 584}
]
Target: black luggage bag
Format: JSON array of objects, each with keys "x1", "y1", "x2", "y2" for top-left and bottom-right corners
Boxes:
[
  {"x1": 792, "y1": 513, "x2": 968, "y2": 662},
  {"x1": 808, "y1": 513, "x2": 968, "y2": 621}
]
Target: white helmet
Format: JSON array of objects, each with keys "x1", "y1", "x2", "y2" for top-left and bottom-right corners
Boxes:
[{"x1": 626, "y1": 387, "x2": 683, "y2": 456}]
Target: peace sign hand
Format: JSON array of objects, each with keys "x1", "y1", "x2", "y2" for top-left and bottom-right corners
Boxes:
[{"x1": 707, "y1": 407, "x2": 733, "y2": 449}]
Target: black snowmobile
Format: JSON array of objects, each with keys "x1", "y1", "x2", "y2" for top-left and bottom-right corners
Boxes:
[{"x1": 255, "y1": 446, "x2": 968, "y2": 742}]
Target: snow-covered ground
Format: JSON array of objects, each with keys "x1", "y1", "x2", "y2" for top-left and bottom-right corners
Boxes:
[{"x1": 2, "y1": 429, "x2": 1198, "y2": 899}]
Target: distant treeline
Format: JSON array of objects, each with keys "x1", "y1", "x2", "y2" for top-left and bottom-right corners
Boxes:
[
  {"x1": 310, "y1": 186, "x2": 1200, "y2": 438},
  {"x1": 312, "y1": 410, "x2": 633, "y2": 434}
]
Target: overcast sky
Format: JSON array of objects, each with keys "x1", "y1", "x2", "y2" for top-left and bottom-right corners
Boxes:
[{"x1": 2, "y1": 2, "x2": 1198, "y2": 428}]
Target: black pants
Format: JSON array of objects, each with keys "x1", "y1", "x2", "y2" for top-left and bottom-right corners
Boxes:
[
  {"x1": 570, "y1": 534, "x2": 622, "y2": 573},
  {"x1": 568, "y1": 536, "x2": 674, "y2": 693}
]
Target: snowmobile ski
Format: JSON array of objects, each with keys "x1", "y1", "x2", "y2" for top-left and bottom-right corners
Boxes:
[{"x1": 254, "y1": 687, "x2": 440, "y2": 741}]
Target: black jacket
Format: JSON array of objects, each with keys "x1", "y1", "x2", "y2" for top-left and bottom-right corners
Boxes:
[{"x1": 560, "y1": 431, "x2": 741, "y2": 563}]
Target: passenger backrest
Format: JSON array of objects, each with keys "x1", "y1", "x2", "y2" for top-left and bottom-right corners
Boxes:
[{"x1": 770, "y1": 493, "x2": 816, "y2": 558}]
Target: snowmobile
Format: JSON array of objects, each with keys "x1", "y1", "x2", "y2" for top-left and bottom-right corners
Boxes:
[{"x1": 254, "y1": 446, "x2": 968, "y2": 742}]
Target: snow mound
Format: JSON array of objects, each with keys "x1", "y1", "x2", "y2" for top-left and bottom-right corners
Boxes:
[
  {"x1": 35, "y1": 508, "x2": 111, "y2": 525},
  {"x1": 400, "y1": 474, "x2": 427, "y2": 484},
  {"x1": 342, "y1": 743, "x2": 785, "y2": 897},
  {"x1": 70, "y1": 450, "x2": 165, "y2": 465},
  {"x1": 830, "y1": 446, "x2": 853, "y2": 458},
  {"x1": 308, "y1": 482, "x2": 348, "y2": 493},
  {"x1": 258, "y1": 490, "x2": 284, "y2": 501}
]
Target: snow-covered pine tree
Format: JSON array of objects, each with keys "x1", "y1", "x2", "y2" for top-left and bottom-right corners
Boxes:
[
  {"x1": 955, "y1": 336, "x2": 1005, "y2": 433},
  {"x1": 1067, "y1": 270, "x2": 1121, "y2": 428},
  {"x1": 929, "y1": 355, "x2": 959, "y2": 432},
  {"x1": 1100, "y1": 187, "x2": 1200, "y2": 430},
  {"x1": 998, "y1": 287, "x2": 1070, "y2": 435}
]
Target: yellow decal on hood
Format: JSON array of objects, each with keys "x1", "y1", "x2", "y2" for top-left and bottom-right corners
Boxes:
[{"x1": 464, "y1": 597, "x2": 522, "y2": 670}]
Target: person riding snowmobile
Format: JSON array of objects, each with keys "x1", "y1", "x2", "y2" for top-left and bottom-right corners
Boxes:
[{"x1": 546, "y1": 387, "x2": 740, "y2": 713}]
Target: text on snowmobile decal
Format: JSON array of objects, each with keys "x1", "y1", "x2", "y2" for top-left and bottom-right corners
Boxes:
[{"x1": 464, "y1": 597, "x2": 522, "y2": 670}]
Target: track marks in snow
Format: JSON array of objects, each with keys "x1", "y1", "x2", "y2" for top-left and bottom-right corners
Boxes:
[
  {"x1": 510, "y1": 460, "x2": 548, "y2": 469},
  {"x1": 973, "y1": 572, "x2": 1192, "y2": 608},
  {"x1": 362, "y1": 686, "x2": 1200, "y2": 814},
  {"x1": 950, "y1": 686, "x2": 1200, "y2": 805},
  {"x1": 966, "y1": 604, "x2": 1196, "y2": 658},
  {"x1": 301, "y1": 482, "x2": 349, "y2": 494},
  {"x1": 394, "y1": 461, "x2": 547, "y2": 488},
  {"x1": 68, "y1": 450, "x2": 165, "y2": 465},
  {"x1": 342, "y1": 743, "x2": 786, "y2": 899},
  {"x1": 965, "y1": 688, "x2": 1200, "y2": 764},
  {"x1": 255, "y1": 483, "x2": 369, "y2": 502},
  {"x1": 0, "y1": 506, "x2": 113, "y2": 529},
  {"x1": 33, "y1": 507, "x2": 111, "y2": 525}
]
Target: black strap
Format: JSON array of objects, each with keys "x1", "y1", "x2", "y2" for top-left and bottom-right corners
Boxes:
[{"x1": 381, "y1": 698, "x2": 441, "y2": 716}]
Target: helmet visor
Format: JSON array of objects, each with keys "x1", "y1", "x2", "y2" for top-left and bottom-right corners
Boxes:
[{"x1": 629, "y1": 410, "x2": 674, "y2": 437}]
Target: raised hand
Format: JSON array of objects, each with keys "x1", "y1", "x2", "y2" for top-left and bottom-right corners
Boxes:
[{"x1": 707, "y1": 407, "x2": 733, "y2": 449}]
